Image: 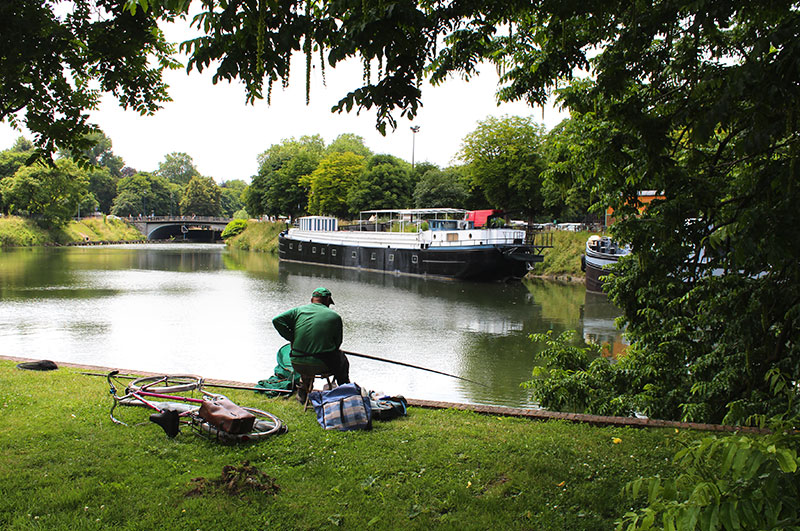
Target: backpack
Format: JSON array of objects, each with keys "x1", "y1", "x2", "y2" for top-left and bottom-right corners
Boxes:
[
  {"x1": 369, "y1": 393, "x2": 408, "y2": 421},
  {"x1": 309, "y1": 383, "x2": 372, "y2": 431}
]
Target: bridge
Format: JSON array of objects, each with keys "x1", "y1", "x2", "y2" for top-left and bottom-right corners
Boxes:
[{"x1": 128, "y1": 216, "x2": 232, "y2": 241}]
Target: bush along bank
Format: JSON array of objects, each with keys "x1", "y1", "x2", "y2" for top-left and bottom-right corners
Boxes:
[
  {"x1": 224, "y1": 220, "x2": 286, "y2": 253},
  {"x1": 0, "y1": 215, "x2": 144, "y2": 247}
]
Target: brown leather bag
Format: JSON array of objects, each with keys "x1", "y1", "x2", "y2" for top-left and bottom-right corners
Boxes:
[{"x1": 198, "y1": 396, "x2": 256, "y2": 434}]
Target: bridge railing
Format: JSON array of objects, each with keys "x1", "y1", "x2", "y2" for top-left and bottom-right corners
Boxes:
[{"x1": 124, "y1": 216, "x2": 232, "y2": 223}]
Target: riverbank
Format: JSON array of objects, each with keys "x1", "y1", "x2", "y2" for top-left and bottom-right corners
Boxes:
[
  {"x1": 527, "y1": 230, "x2": 594, "y2": 280},
  {"x1": 0, "y1": 215, "x2": 144, "y2": 247},
  {"x1": 224, "y1": 220, "x2": 285, "y2": 253},
  {"x1": 1, "y1": 359, "x2": 699, "y2": 529}
]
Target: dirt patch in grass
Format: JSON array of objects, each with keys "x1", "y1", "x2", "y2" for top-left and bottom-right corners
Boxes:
[{"x1": 186, "y1": 461, "x2": 280, "y2": 497}]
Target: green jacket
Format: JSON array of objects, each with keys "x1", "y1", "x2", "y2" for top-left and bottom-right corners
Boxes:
[{"x1": 272, "y1": 302, "x2": 343, "y2": 359}]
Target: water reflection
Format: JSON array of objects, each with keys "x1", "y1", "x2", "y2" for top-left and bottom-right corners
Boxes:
[{"x1": 0, "y1": 244, "x2": 625, "y2": 407}]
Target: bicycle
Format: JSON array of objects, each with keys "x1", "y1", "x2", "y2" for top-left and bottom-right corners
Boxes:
[{"x1": 106, "y1": 371, "x2": 286, "y2": 442}]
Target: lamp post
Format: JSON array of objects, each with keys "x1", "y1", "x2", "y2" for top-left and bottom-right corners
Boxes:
[{"x1": 410, "y1": 125, "x2": 420, "y2": 170}]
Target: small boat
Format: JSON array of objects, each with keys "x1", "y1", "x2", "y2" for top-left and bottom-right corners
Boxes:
[
  {"x1": 278, "y1": 208, "x2": 549, "y2": 281},
  {"x1": 581, "y1": 235, "x2": 631, "y2": 293}
]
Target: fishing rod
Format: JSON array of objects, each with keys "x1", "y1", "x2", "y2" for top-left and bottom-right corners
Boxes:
[
  {"x1": 80, "y1": 372, "x2": 292, "y2": 394},
  {"x1": 341, "y1": 350, "x2": 490, "y2": 388}
]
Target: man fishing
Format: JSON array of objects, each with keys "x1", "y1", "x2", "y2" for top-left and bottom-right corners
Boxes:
[{"x1": 272, "y1": 287, "x2": 350, "y2": 402}]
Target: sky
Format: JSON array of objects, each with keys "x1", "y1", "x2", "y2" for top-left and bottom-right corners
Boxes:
[{"x1": 0, "y1": 16, "x2": 569, "y2": 183}]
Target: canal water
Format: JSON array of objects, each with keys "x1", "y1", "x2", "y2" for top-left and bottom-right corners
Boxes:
[{"x1": 0, "y1": 244, "x2": 625, "y2": 408}]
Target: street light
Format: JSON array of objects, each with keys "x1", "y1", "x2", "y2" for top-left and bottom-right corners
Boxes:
[{"x1": 410, "y1": 125, "x2": 420, "y2": 170}]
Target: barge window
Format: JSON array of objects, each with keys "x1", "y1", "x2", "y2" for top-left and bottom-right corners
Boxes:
[
  {"x1": 388, "y1": 254, "x2": 394, "y2": 262},
  {"x1": 412, "y1": 255, "x2": 418, "y2": 264},
  {"x1": 331, "y1": 249, "x2": 337, "y2": 257},
  {"x1": 370, "y1": 252, "x2": 376, "y2": 261},
  {"x1": 289, "y1": 243, "x2": 293, "y2": 250},
  {"x1": 298, "y1": 243, "x2": 302, "y2": 251},
  {"x1": 321, "y1": 247, "x2": 326, "y2": 255},
  {"x1": 352, "y1": 251, "x2": 357, "y2": 259},
  {"x1": 312, "y1": 247, "x2": 317, "y2": 254}
]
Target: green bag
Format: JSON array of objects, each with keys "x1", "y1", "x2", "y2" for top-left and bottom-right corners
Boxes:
[{"x1": 255, "y1": 344, "x2": 301, "y2": 397}]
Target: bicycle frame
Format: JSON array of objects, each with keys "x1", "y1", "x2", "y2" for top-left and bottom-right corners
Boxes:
[{"x1": 107, "y1": 371, "x2": 218, "y2": 427}]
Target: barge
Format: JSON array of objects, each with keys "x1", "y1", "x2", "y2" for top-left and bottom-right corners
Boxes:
[{"x1": 278, "y1": 209, "x2": 549, "y2": 281}]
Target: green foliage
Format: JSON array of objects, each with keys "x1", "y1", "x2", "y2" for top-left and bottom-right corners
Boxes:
[
  {"x1": 347, "y1": 154, "x2": 412, "y2": 212},
  {"x1": 327, "y1": 133, "x2": 372, "y2": 157},
  {"x1": 249, "y1": 136, "x2": 324, "y2": 218},
  {"x1": 111, "y1": 172, "x2": 175, "y2": 217},
  {"x1": 156, "y1": 152, "x2": 200, "y2": 185},
  {"x1": 219, "y1": 186, "x2": 244, "y2": 217},
  {"x1": 618, "y1": 433, "x2": 800, "y2": 531},
  {"x1": 459, "y1": 115, "x2": 547, "y2": 218},
  {"x1": 180, "y1": 175, "x2": 221, "y2": 216},
  {"x1": 232, "y1": 207, "x2": 249, "y2": 220},
  {"x1": 221, "y1": 218, "x2": 248, "y2": 239},
  {"x1": 60, "y1": 130, "x2": 125, "y2": 177},
  {"x1": 522, "y1": 330, "x2": 637, "y2": 416},
  {"x1": 1, "y1": 1, "x2": 178, "y2": 161},
  {"x1": 304, "y1": 152, "x2": 365, "y2": 218},
  {"x1": 540, "y1": 114, "x2": 599, "y2": 223},
  {"x1": 87, "y1": 167, "x2": 118, "y2": 214},
  {"x1": 413, "y1": 167, "x2": 469, "y2": 208},
  {"x1": 0, "y1": 159, "x2": 89, "y2": 228}
]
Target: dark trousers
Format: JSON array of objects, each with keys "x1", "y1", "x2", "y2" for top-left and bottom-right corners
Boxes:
[{"x1": 292, "y1": 350, "x2": 350, "y2": 385}]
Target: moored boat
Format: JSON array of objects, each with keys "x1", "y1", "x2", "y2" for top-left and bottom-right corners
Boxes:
[
  {"x1": 278, "y1": 209, "x2": 549, "y2": 281},
  {"x1": 581, "y1": 235, "x2": 631, "y2": 293}
]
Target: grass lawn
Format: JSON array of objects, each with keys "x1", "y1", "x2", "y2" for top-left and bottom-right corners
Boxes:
[{"x1": 0, "y1": 360, "x2": 699, "y2": 530}]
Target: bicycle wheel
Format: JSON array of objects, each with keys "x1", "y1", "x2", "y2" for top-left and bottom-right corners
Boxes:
[
  {"x1": 193, "y1": 407, "x2": 286, "y2": 443},
  {"x1": 128, "y1": 375, "x2": 202, "y2": 394}
]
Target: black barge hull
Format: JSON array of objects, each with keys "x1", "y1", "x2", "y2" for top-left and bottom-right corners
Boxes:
[{"x1": 278, "y1": 234, "x2": 542, "y2": 281}]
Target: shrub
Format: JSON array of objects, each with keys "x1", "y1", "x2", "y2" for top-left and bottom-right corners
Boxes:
[{"x1": 221, "y1": 219, "x2": 247, "y2": 239}]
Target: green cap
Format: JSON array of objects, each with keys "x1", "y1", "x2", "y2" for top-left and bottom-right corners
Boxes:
[{"x1": 312, "y1": 287, "x2": 334, "y2": 303}]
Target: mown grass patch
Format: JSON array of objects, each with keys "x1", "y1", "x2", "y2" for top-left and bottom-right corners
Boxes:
[
  {"x1": 0, "y1": 359, "x2": 708, "y2": 530},
  {"x1": 225, "y1": 220, "x2": 285, "y2": 254}
]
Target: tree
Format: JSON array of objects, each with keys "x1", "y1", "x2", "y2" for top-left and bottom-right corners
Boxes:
[
  {"x1": 219, "y1": 180, "x2": 247, "y2": 218},
  {"x1": 0, "y1": 138, "x2": 35, "y2": 182},
  {"x1": 327, "y1": 134, "x2": 372, "y2": 158},
  {"x1": 458, "y1": 115, "x2": 547, "y2": 219},
  {"x1": 0, "y1": 159, "x2": 88, "y2": 227},
  {"x1": 180, "y1": 176, "x2": 221, "y2": 216},
  {"x1": 249, "y1": 136, "x2": 325, "y2": 218},
  {"x1": 0, "y1": 1, "x2": 178, "y2": 161},
  {"x1": 59, "y1": 130, "x2": 125, "y2": 177},
  {"x1": 444, "y1": 1, "x2": 800, "y2": 424},
  {"x1": 539, "y1": 115, "x2": 598, "y2": 223},
  {"x1": 88, "y1": 168, "x2": 118, "y2": 214},
  {"x1": 413, "y1": 167, "x2": 469, "y2": 208},
  {"x1": 347, "y1": 154, "x2": 412, "y2": 213},
  {"x1": 111, "y1": 172, "x2": 174, "y2": 217},
  {"x1": 156, "y1": 152, "x2": 200, "y2": 185},
  {"x1": 303, "y1": 152, "x2": 365, "y2": 218}
]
